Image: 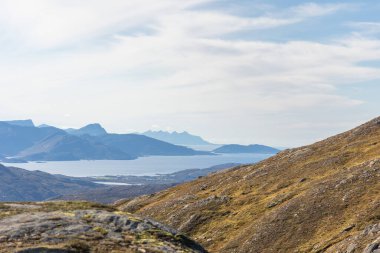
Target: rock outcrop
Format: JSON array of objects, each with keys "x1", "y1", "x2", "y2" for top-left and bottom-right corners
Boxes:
[{"x1": 0, "y1": 201, "x2": 206, "y2": 253}]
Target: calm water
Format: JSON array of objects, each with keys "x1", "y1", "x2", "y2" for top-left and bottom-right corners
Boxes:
[{"x1": 3, "y1": 154, "x2": 272, "y2": 177}]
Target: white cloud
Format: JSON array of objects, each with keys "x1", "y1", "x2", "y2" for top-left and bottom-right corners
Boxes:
[
  {"x1": 349, "y1": 22, "x2": 380, "y2": 36},
  {"x1": 0, "y1": 0, "x2": 212, "y2": 49},
  {"x1": 0, "y1": 1, "x2": 379, "y2": 146},
  {"x1": 291, "y1": 2, "x2": 351, "y2": 17}
]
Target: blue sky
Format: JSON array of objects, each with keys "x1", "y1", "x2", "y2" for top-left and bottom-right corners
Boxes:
[{"x1": 0, "y1": 0, "x2": 379, "y2": 146}]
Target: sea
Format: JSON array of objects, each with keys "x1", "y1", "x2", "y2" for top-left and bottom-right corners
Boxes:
[{"x1": 2, "y1": 153, "x2": 272, "y2": 177}]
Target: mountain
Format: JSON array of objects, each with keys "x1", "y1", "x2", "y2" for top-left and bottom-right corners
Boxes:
[
  {"x1": 16, "y1": 132, "x2": 135, "y2": 161},
  {"x1": 213, "y1": 144, "x2": 280, "y2": 154},
  {"x1": 95, "y1": 134, "x2": 211, "y2": 157},
  {"x1": 66, "y1": 123, "x2": 107, "y2": 136},
  {"x1": 0, "y1": 122, "x2": 63, "y2": 156},
  {"x1": 119, "y1": 117, "x2": 380, "y2": 253},
  {"x1": 142, "y1": 130, "x2": 211, "y2": 145},
  {"x1": 0, "y1": 164, "x2": 103, "y2": 201},
  {"x1": 0, "y1": 202, "x2": 206, "y2": 253},
  {"x1": 38, "y1": 124, "x2": 53, "y2": 128},
  {"x1": 0, "y1": 120, "x2": 212, "y2": 161},
  {"x1": 3, "y1": 119, "x2": 35, "y2": 127}
]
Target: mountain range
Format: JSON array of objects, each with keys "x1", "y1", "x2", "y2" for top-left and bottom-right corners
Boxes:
[
  {"x1": 0, "y1": 120, "x2": 279, "y2": 162},
  {"x1": 142, "y1": 130, "x2": 212, "y2": 145},
  {"x1": 0, "y1": 120, "x2": 211, "y2": 161}
]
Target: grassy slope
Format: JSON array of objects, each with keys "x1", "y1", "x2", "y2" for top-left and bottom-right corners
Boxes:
[{"x1": 119, "y1": 117, "x2": 380, "y2": 252}]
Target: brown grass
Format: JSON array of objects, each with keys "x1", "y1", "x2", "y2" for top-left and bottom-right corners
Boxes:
[{"x1": 118, "y1": 117, "x2": 380, "y2": 252}]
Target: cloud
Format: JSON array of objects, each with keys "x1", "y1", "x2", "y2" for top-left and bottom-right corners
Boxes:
[
  {"x1": 291, "y1": 2, "x2": 351, "y2": 17},
  {"x1": 0, "y1": 0, "x2": 212, "y2": 49},
  {"x1": 349, "y1": 22, "x2": 380, "y2": 36},
  {"x1": 0, "y1": 1, "x2": 379, "y2": 145},
  {"x1": 0, "y1": 1, "x2": 349, "y2": 50}
]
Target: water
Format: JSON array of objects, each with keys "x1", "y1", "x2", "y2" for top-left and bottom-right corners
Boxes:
[
  {"x1": 95, "y1": 182, "x2": 137, "y2": 186},
  {"x1": 2, "y1": 153, "x2": 272, "y2": 177}
]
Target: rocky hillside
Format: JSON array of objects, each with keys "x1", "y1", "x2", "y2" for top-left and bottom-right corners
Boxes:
[
  {"x1": 0, "y1": 201, "x2": 206, "y2": 253},
  {"x1": 119, "y1": 117, "x2": 380, "y2": 253}
]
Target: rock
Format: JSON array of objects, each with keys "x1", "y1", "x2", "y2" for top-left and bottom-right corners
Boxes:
[
  {"x1": 0, "y1": 202, "x2": 207, "y2": 253},
  {"x1": 365, "y1": 243, "x2": 380, "y2": 253}
]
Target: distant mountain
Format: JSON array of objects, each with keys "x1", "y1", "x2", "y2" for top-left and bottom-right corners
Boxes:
[
  {"x1": 0, "y1": 164, "x2": 102, "y2": 201},
  {"x1": 17, "y1": 132, "x2": 135, "y2": 161},
  {"x1": 3, "y1": 119, "x2": 35, "y2": 127},
  {"x1": 66, "y1": 123, "x2": 107, "y2": 136},
  {"x1": 0, "y1": 120, "x2": 212, "y2": 161},
  {"x1": 0, "y1": 122, "x2": 63, "y2": 156},
  {"x1": 95, "y1": 134, "x2": 211, "y2": 157},
  {"x1": 213, "y1": 144, "x2": 280, "y2": 154},
  {"x1": 38, "y1": 124, "x2": 53, "y2": 128},
  {"x1": 142, "y1": 130, "x2": 211, "y2": 145}
]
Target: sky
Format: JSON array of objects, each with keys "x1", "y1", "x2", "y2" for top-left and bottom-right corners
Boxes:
[{"x1": 0, "y1": 0, "x2": 380, "y2": 147}]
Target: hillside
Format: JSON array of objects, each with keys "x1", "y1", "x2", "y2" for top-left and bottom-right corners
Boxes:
[
  {"x1": 213, "y1": 144, "x2": 279, "y2": 154},
  {"x1": 119, "y1": 117, "x2": 380, "y2": 253},
  {"x1": 0, "y1": 202, "x2": 206, "y2": 252},
  {"x1": 142, "y1": 130, "x2": 211, "y2": 145},
  {"x1": 0, "y1": 164, "x2": 103, "y2": 201}
]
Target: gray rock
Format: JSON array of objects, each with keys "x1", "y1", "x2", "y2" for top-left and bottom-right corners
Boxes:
[{"x1": 0, "y1": 208, "x2": 207, "y2": 253}]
